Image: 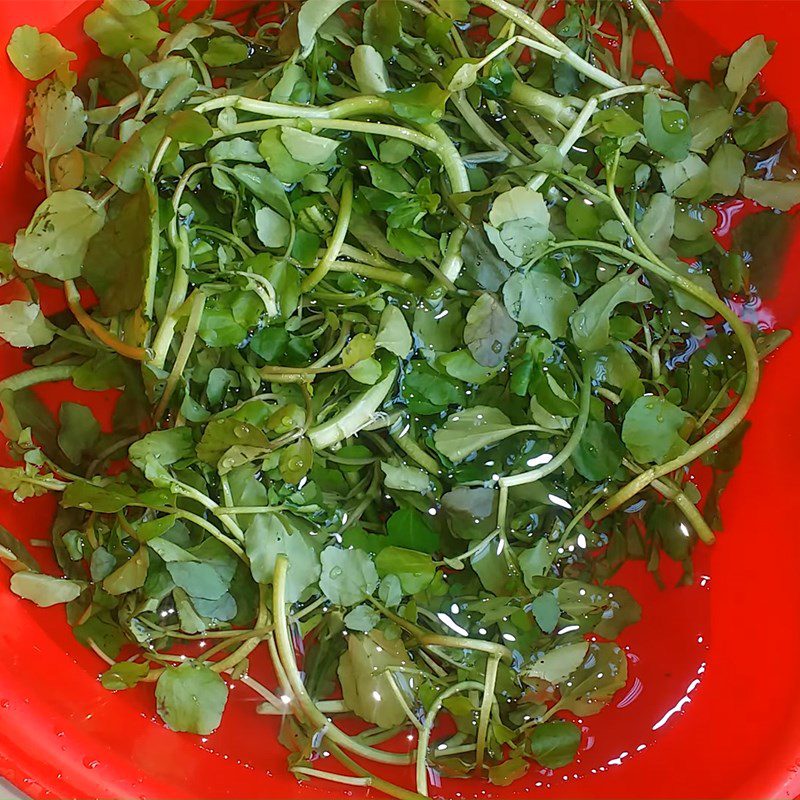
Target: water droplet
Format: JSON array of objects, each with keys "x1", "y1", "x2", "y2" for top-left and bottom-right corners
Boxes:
[
  {"x1": 330, "y1": 566, "x2": 343, "y2": 578},
  {"x1": 83, "y1": 758, "x2": 100, "y2": 770},
  {"x1": 491, "y1": 339, "x2": 503, "y2": 353}
]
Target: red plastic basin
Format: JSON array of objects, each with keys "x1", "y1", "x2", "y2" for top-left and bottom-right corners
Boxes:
[{"x1": 1, "y1": 1, "x2": 800, "y2": 798}]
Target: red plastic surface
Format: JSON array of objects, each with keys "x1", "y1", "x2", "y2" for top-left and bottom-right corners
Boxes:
[{"x1": 1, "y1": 2, "x2": 800, "y2": 798}]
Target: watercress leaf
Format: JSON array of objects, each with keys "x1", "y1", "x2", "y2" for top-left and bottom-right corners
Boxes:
[
  {"x1": 84, "y1": 0, "x2": 165, "y2": 57},
  {"x1": 7, "y1": 25, "x2": 76, "y2": 82},
  {"x1": 707, "y1": 142, "x2": 745, "y2": 197},
  {"x1": 440, "y1": 349, "x2": 500, "y2": 385},
  {"x1": 734, "y1": 101, "x2": 788, "y2": 151},
  {"x1": 166, "y1": 110, "x2": 213, "y2": 145},
  {"x1": 530, "y1": 591, "x2": 560, "y2": 634},
  {"x1": 463, "y1": 292, "x2": 517, "y2": 367},
  {"x1": 529, "y1": 720, "x2": 581, "y2": 768},
  {"x1": 688, "y1": 82, "x2": 732, "y2": 152},
  {"x1": 622, "y1": 395, "x2": 687, "y2": 464},
  {"x1": 202, "y1": 35, "x2": 248, "y2": 66},
  {"x1": 363, "y1": 0, "x2": 402, "y2": 58},
  {"x1": 433, "y1": 406, "x2": 536, "y2": 463},
  {"x1": 319, "y1": 546, "x2": 379, "y2": 607},
  {"x1": 297, "y1": 0, "x2": 351, "y2": 56},
  {"x1": 441, "y1": 486, "x2": 497, "y2": 540},
  {"x1": 403, "y1": 361, "x2": 465, "y2": 414},
  {"x1": 375, "y1": 546, "x2": 435, "y2": 594},
  {"x1": 637, "y1": 192, "x2": 675, "y2": 256},
  {"x1": 557, "y1": 642, "x2": 628, "y2": 716},
  {"x1": 58, "y1": 402, "x2": 100, "y2": 464},
  {"x1": 658, "y1": 154, "x2": 709, "y2": 199},
  {"x1": 209, "y1": 137, "x2": 262, "y2": 163},
  {"x1": 527, "y1": 642, "x2": 590, "y2": 685},
  {"x1": 258, "y1": 128, "x2": 314, "y2": 183},
  {"x1": 83, "y1": 181, "x2": 156, "y2": 314},
  {"x1": 725, "y1": 35, "x2": 774, "y2": 100},
  {"x1": 572, "y1": 419, "x2": 624, "y2": 480},
  {"x1": 388, "y1": 83, "x2": 448, "y2": 124},
  {"x1": 642, "y1": 94, "x2": 691, "y2": 161},
  {"x1": 344, "y1": 603, "x2": 380, "y2": 632},
  {"x1": 155, "y1": 661, "x2": 228, "y2": 734},
  {"x1": 245, "y1": 514, "x2": 320, "y2": 603},
  {"x1": 255, "y1": 206, "x2": 291, "y2": 249},
  {"x1": 101, "y1": 661, "x2": 149, "y2": 690},
  {"x1": 167, "y1": 561, "x2": 229, "y2": 600},
  {"x1": 489, "y1": 186, "x2": 549, "y2": 229},
  {"x1": 461, "y1": 226, "x2": 511, "y2": 292},
  {"x1": 0, "y1": 301, "x2": 53, "y2": 348},
  {"x1": 13, "y1": 190, "x2": 105, "y2": 280},
  {"x1": 338, "y1": 630, "x2": 409, "y2": 727},
  {"x1": 280, "y1": 127, "x2": 340, "y2": 165},
  {"x1": 139, "y1": 56, "x2": 191, "y2": 89},
  {"x1": 570, "y1": 272, "x2": 653, "y2": 352},
  {"x1": 518, "y1": 539, "x2": 557, "y2": 589},
  {"x1": 375, "y1": 304, "x2": 412, "y2": 356},
  {"x1": 352, "y1": 44, "x2": 391, "y2": 95},
  {"x1": 385, "y1": 508, "x2": 440, "y2": 553},
  {"x1": 503, "y1": 269, "x2": 577, "y2": 339},
  {"x1": 102, "y1": 547, "x2": 149, "y2": 594},
  {"x1": 741, "y1": 177, "x2": 800, "y2": 211},
  {"x1": 9, "y1": 572, "x2": 82, "y2": 606},
  {"x1": 488, "y1": 758, "x2": 529, "y2": 787},
  {"x1": 381, "y1": 461, "x2": 432, "y2": 493}
]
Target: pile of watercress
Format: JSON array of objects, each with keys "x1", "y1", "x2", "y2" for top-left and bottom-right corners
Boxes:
[{"x1": 0, "y1": 0, "x2": 793, "y2": 795}]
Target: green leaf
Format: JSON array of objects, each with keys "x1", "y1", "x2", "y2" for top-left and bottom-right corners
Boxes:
[
  {"x1": 638, "y1": 193, "x2": 675, "y2": 256},
  {"x1": 441, "y1": 486, "x2": 497, "y2": 540},
  {"x1": 622, "y1": 395, "x2": 687, "y2": 464},
  {"x1": 707, "y1": 143, "x2": 745, "y2": 197},
  {"x1": 13, "y1": 190, "x2": 105, "y2": 280},
  {"x1": 167, "y1": 561, "x2": 230, "y2": 600},
  {"x1": 461, "y1": 226, "x2": 511, "y2": 292},
  {"x1": 530, "y1": 591, "x2": 560, "y2": 634},
  {"x1": 84, "y1": 0, "x2": 165, "y2": 57},
  {"x1": 319, "y1": 546, "x2": 379, "y2": 607},
  {"x1": 363, "y1": 0, "x2": 402, "y2": 58},
  {"x1": 338, "y1": 630, "x2": 409, "y2": 727},
  {"x1": 7, "y1": 25, "x2": 76, "y2": 82},
  {"x1": 155, "y1": 661, "x2": 228, "y2": 734},
  {"x1": 0, "y1": 301, "x2": 53, "y2": 348},
  {"x1": 557, "y1": 642, "x2": 628, "y2": 716},
  {"x1": 9, "y1": 572, "x2": 81, "y2": 606},
  {"x1": 343, "y1": 603, "x2": 380, "y2": 632},
  {"x1": 518, "y1": 539, "x2": 557, "y2": 589},
  {"x1": 258, "y1": 128, "x2": 315, "y2": 183},
  {"x1": 385, "y1": 508, "x2": 440, "y2": 553},
  {"x1": 102, "y1": 547, "x2": 149, "y2": 594},
  {"x1": 658, "y1": 154, "x2": 709, "y2": 199},
  {"x1": 352, "y1": 44, "x2": 391, "y2": 95},
  {"x1": 245, "y1": 513, "x2": 320, "y2": 603},
  {"x1": 463, "y1": 293, "x2": 517, "y2": 368},
  {"x1": 101, "y1": 661, "x2": 149, "y2": 690},
  {"x1": 57, "y1": 402, "x2": 100, "y2": 464},
  {"x1": 572, "y1": 419, "x2": 624, "y2": 480},
  {"x1": 388, "y1": 83, "x2": 448, "y2": 124},
  {"x1": 440, "y1": 349, "x2": 500, "y2": 385},
  {"x1": 166, "y1": 110, "x2": 213, "y2": 145},
  {"x1": 375, "y1": 546, "x2": 435, "y2": 594},
  {"x1": 202, "y1": 35, "x2": 248, "y2": 67},
  {"x1": 297, "y1": 0, "x2": 351, "y2": 56},
  {"x1": 488, "y1": 758, "x2": 529, "y2": 787},
  {"x1": 434, "y1": 405, "x2": 537, "y2": 463},
  {"x1": 529, "y1": 720, "x2": 581, "y2": 769},
  {"x1": 62, "y1": 480, "x2": 169, "y2": 513},
  {"x1": 380, "y1": 461, "x2": 432, "y2": 493},
  {"x1": 734, "y1": 102, "x2": 788, "y2": 151},
  {"x1": 128, "y1": 427, "x2": 194, "y2": 483},
  {"x1": 255, "y1": 205, "x2": 290, "y2": 248},
  {"x1": 281, "y1": 127, "x2": 340, "y2": 165},
  {"x1": 403, "y1": 361, "x2": 465, "y2": 415},
  {"x1": 489, "y1": 186, "x2": 549, "y2": 229},
  {"x1": 83, "y1": 182, "x2": 155, "y2": 314},
  {"x1": 741, "y1": 177, "x2": 800, "y2": 212},
  {"x1": 688, "y1": 82, "x2": 731, "y2": 153},
  {"x1": 570, "y1": 271, "x2": 653, "y2": 352},
  {"x1": 642, "y1": 94, "x2": 691, "y2": 162},
  {"x1": 375, "y1": 304, "x2": 412, "y2": 357},
  {"x1": 725, "y1": 35, "x2": 774, "y2": 100},
  {"x1": 526, "y1": 642, "x2": 589, "y2": 683},
  {"x1": 503, "y1": 269, "x2": 577, "y2": 339}
]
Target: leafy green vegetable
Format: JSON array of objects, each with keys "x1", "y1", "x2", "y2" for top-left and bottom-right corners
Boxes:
[
  {"x1": 0, "y1": 1, "x2": 784, "y2": 792},
  {"x1": 155, "y1": 661, "x2": 228, "y2": 734}
]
